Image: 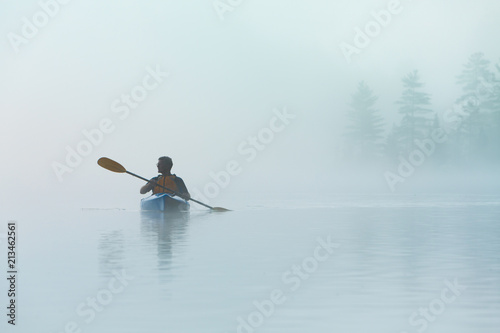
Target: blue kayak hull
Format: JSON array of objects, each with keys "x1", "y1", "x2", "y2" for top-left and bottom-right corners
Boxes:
[{"x1": 140, "y1": 193, "x2": 190, "y2": 212}]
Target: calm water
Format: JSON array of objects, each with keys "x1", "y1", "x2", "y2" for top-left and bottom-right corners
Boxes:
[{"x1": 2, "y1": 194, "x2": 500, "y2": 332}]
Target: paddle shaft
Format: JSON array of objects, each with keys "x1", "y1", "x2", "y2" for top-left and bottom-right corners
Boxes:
[{"x1": 126, "y1": 171, "x2": 215, "y2": 210}]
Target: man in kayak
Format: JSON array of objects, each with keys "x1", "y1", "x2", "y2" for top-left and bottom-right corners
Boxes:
[{"x1": 140, "y1": 156, "x2": 191, "y2": 199}]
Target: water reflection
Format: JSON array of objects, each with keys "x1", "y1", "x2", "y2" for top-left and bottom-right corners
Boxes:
[
  {"x1": 82, "y1": 201, "x2": 500, "y2": 332},
  {"x1": 98, "y1": 230, "x2": 125, "y2": 277},
  {"x1": 140, "y1": 211, "x2": 190, "y2": 282}
]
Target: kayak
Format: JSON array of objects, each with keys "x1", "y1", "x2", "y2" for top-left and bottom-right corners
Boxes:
[{"x1": 140, "y1": 193, "x2": 190, "y2": 212}]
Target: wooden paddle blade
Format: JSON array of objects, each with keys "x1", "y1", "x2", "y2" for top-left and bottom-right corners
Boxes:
[
  {"x1": 97, "y1": 157, "x2": 127, "y2": 173},
  {"x1": 212, "y1": 207, "x2": 231, "y2": 212}
]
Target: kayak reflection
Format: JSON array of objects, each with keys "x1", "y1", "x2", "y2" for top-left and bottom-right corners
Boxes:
[{"x1": 140, "y1": 210, "x2": 190, "y2": 282}]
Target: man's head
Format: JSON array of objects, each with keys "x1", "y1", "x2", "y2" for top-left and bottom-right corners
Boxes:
[{"x1": 157, "y1": 156, "x2": 173, "y2": 174}]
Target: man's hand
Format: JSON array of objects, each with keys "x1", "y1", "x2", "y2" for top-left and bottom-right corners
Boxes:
[
  {"x1": 146, "y1": 177, "x2": 159, "y2": 190},
  {"x1": 147, "y1": 177, "x2": 158, "y2": 187},
  {"x1": 140, "y1": 177, "x2": 158, "y2": 194}
]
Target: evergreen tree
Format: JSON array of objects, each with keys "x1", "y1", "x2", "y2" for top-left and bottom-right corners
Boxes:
[
  {"x1": 486, "y1": 59, "x2": 500, "y2": 162},
  {"x1": 457, "y1": 52, "x2": 494, "y2": 101},
  {"x1": 456, "y1": 53, "x2": 495, "y2": 162},
  {"x1": 384, "y1": 123, "x2": 403, "y2": 164},
  {"x1": 396, "y1": 70, "x2": 432, "y2": 155},
  {"x1": 493, "y1": 60, "x2": 500, "y2": 125},
  {"x1": 493, "y1": 60, "x2": 500, "y2": 112},
  {"x1": 344, "y1": 81, "x2": 385, "y2": 161}
]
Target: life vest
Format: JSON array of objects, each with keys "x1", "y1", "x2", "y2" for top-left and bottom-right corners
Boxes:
[{"x1": 153, "y1": 175, "x2": 180, "y2": 194}]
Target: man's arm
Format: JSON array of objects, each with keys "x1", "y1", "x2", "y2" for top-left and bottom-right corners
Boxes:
[
  {"x1": 140, "y1": 177, "x2": 158, "y2": 194},
  {"x1": 175, "y1": 177, "x2": 190, "y2": 199}
]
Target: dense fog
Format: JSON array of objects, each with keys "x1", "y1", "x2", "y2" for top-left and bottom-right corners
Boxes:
[
  {"x1": 1, "y1": 0, "x2": 499, "y2": 210},
  {"x1": 1, "y1": 3, "x2": 500, "y2": 332}
]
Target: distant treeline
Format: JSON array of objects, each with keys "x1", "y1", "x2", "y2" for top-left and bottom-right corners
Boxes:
[{"x1": 343, "y1": 52, "x2": 500, "y2": 169}]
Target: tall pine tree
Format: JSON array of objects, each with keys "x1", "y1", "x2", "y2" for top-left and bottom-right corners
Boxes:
[
  {"x1": 344, "y1": 81, "x2": 385, "y2": 161},
  {"x1": 456, "y1": 52, "x2": 495, "y2": 162},
  {"x1": 486, "y1": 59, "x2": 500, "y2": 162},
  {"x1": 396, "y1": 70, "x2": 432, "y2": 155}
]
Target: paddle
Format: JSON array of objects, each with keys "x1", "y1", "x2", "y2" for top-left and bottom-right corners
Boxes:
[{"x1": 97, "y1": 157, "x2": 230, "y2": 212}]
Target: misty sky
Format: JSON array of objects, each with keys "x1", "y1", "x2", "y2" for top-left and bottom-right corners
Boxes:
[{"x1": 1, "y1": 0, "x2": 500, "y2": 210}]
